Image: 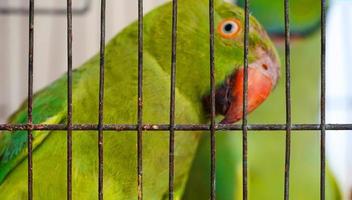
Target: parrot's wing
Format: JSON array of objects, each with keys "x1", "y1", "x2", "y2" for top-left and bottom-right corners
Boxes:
[{"x1": 0, "y1": 68, "x2": 86, "y2": 184}]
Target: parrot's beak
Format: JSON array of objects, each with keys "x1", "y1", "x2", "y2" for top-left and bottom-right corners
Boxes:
[{"x1": 203, "y1": 47, "x2": 280, "y2": 124}]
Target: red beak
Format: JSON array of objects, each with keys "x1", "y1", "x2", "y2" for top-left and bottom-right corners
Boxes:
[
  {"x1": 202, "y1": 48, "x2": 279, "y2": 124},
  {"x1": 220, "y1": 67, "x2": 273, "y2": 124}
]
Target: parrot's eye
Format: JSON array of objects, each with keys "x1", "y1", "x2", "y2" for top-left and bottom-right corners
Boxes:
[{"x1": 218, "y1": 19, "x2": 242, "y2": 39}]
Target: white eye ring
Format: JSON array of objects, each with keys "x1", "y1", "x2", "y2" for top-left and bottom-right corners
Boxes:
[
  {"x1": 218, "y1": 19, "x2": 242, "y2": 39},
  {"x1": 223, "y1": 21, "x2": 238, "y2": 34}
]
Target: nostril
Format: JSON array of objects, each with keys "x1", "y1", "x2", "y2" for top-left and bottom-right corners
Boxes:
[{"x1": 262, "y1": 63, "x2": 269, "y2": 70}]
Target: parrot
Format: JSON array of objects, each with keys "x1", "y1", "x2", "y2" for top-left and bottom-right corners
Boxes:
[
  {"x1": 236, "y1": 0, "x2": 323, "y2": 38},
  {"x1": 183, "y1": 10, "x2": 341, "y2": 200},
  {"x1": 0, "y1": 0, "x2": 280, "y2": 199}
]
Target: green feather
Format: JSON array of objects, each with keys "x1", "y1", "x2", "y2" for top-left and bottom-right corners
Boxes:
[{"x1": 0, "y1": 67, "x2": 87, "y2": 183}]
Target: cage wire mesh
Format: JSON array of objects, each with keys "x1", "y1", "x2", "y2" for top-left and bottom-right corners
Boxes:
[{"x1": 0, "y1": 0, "x2": 346, "y2": 199}]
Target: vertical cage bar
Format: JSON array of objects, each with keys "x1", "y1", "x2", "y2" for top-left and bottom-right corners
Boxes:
[
  {"x1": 209, "y1": 0, "x2": 216, "y2": 199},
  {"x1": 242, "y1": 0, "x2": 249, "y2": 199},
  {"x1": 137, "y1": 0, "x2": 143, "y2": 200},
  {"x1": 284, "y1": 0, "x2": 291, "y2": 199},
  {"x1": 27, "y1": 0, "x2": 34, "y2": 199},
  {"x1": 98, "y1": 0, "x2": 106, "y2": 199},
  {"x1": 66, "y1": 0, "x2": 73, "y2": 199},
  {"x1": 320, "y1": 0, "x2": 326, "y2": 199},
  {"x1": 168, "y1": 0, "x2": 178, "y2": 199}
]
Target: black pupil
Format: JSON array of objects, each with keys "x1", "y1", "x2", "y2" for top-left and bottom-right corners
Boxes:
[{"x1": 224, "y1": 23, "x2": 233, "y2": 32}]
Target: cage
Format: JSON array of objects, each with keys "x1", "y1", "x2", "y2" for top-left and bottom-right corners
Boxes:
[{"x1": 0, "y1": 0, "x2": 349, "y2": 199}]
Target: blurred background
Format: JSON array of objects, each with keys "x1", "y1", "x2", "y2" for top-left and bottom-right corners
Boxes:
[{"x1": 0, "y1": 0, "x2": 351, "y2": 199}]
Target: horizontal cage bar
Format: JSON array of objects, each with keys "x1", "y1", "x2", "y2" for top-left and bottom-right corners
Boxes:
[{"x1": 1, "y1": 123, "x2": 352, "y2": 131}]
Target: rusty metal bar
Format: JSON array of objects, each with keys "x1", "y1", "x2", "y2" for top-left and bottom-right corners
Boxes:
[
  {"x1": 168, "y1": 0, "x2": 178, "y2": 199},
  {"x1": 137, "y1": 0, "x2": 144, "y2": 199},
  {"x1": 98, "y1": 0, "x2": 106, "y2": 199},
  {"x1": 209, "y1": 0, "x2": 216, "y2": 199},
  {"x1": 242, "y1": 0, "x2": 249, "y2": 199},
  {"x1": 284, "y1": 0, "x2": 292, "y2": 199},
  {"x1": 27, "y1": 0, "x2": 34, "y2": 199},
  {"x1": 66, "y1": 0, "x2": 73, "y2": 199},
  {"x1": 320, "y1": 0, "x2": 326, "y2": 199},
  {"x1": 3, "y1": 123, "x2": 352, "y2": 131}
]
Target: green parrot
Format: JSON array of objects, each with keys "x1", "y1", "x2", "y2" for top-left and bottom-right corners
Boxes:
[
  {"x1": 0, "y1": 0, "x2": 280, "y2": 199},
  {"x1": 236, "y1": 0, "x2": 322, "y2": 38},
  {"x1": 184, "y1": 17, "x2": 341, "y2": 200}
]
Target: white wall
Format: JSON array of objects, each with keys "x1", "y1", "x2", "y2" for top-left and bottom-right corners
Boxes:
[
  {"x1": 326, "y1": 1, "x2": 352, "y2": 199},
  {"x1": 0, "y1": 0, "x2": 168, "y2": 122}
]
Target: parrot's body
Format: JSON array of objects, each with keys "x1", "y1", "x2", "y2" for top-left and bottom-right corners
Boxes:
[
  {"x1": 0, "y1": 0, "x2": 279, "y2": 199},
  {"x1": 183, "y1": 20, "x2": 341, "y2": 200}
]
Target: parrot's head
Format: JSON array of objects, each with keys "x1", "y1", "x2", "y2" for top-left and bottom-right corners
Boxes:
[
  {"x1": 202, "y1": 1, "x2": 281, "y2": 124},
  {"x1": 144, "y1": 0, "x2": 280, "y2": 123}
]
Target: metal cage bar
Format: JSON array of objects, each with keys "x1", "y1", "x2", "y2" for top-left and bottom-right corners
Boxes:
[
  {"x1": 168, "y1": 0, "x2": 178, "y2": 199},
  {"x1": 4, "y1": 123, "x2": 352, "y2": 131},
  {"x1": 209, "y1": 0, "x2": 216, "y2": 199},
  {"x1": 284, "y1": 0, "x2": 292, "y2": 199},
  {"x1": 242, "y1": 0, "x2": 249, "y2": 199},
  {"x1": 27, "y1": 0, "x2": 34, "y2": 199},
  {"x1": 98, "y1": 0, "x2": 106, "y2": 199},
  {"x1": 137, "y1": 0, "x2": 144, "y2": 199},
  {"x1": 320, "y1": 0, "x2": 327, "y2": 199},
  {"x1": 66, "y1": 0, "x2": 73, "y2": 199}
]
